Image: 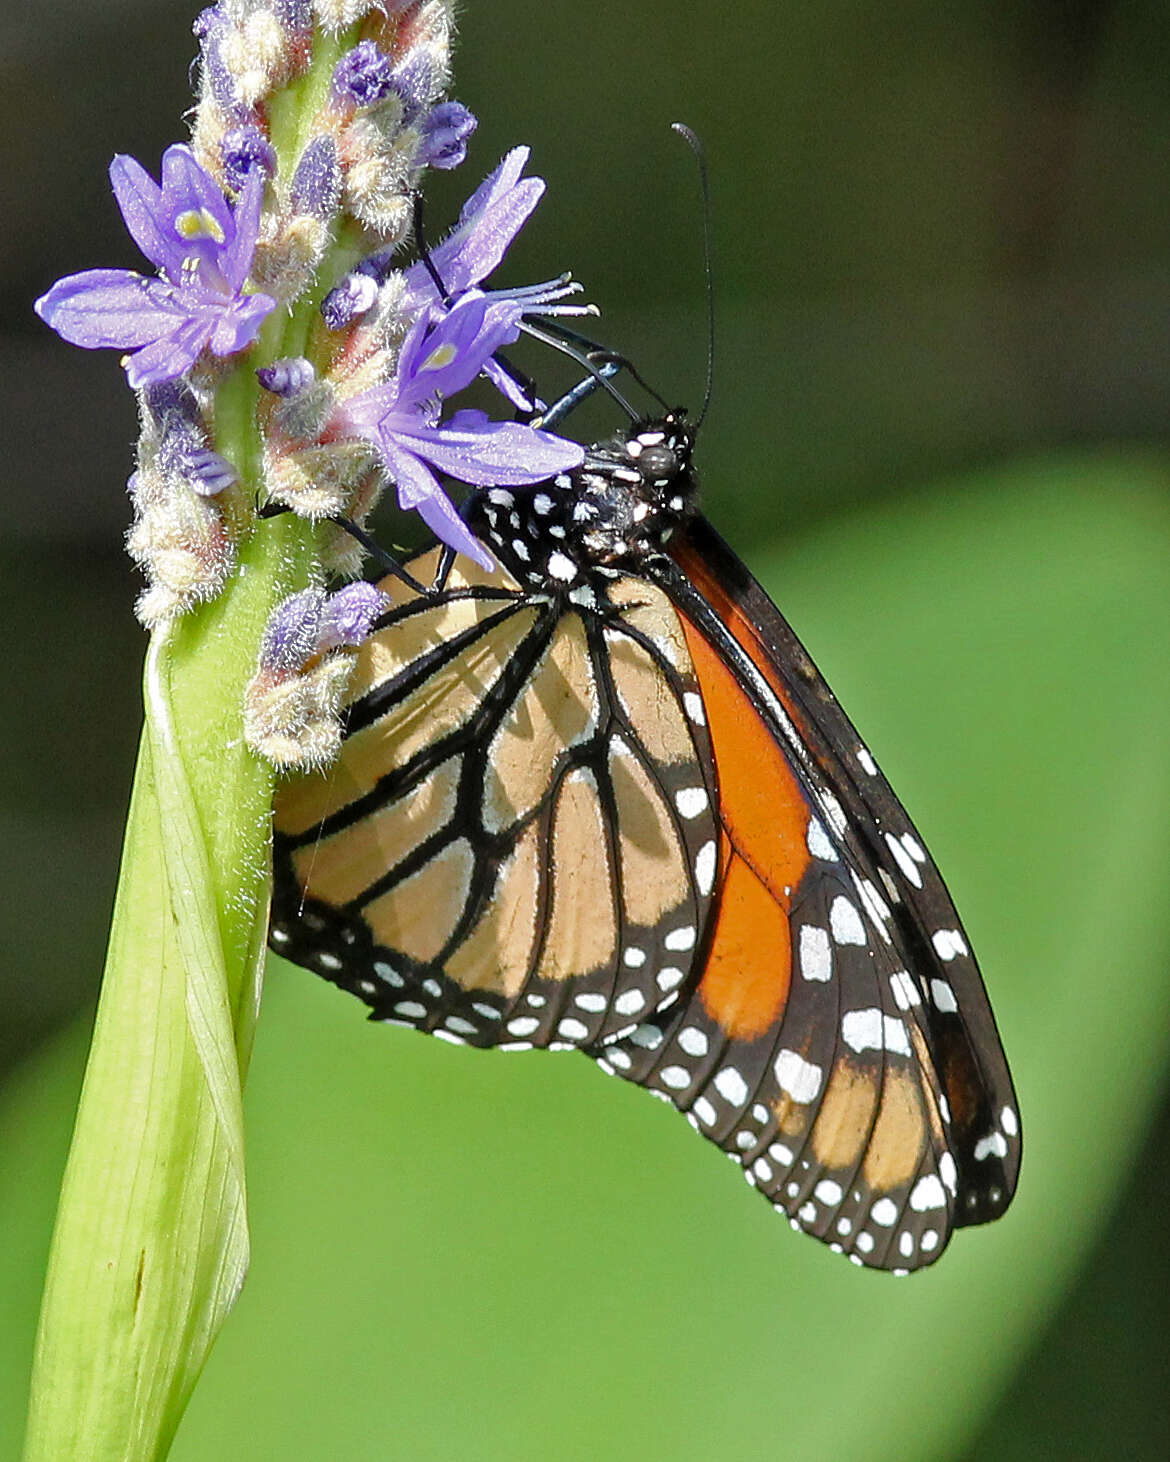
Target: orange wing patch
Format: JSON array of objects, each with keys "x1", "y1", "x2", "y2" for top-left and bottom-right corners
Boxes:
[{"x1": 676, "y1": 603, "x2": 814, "y2": 1042}]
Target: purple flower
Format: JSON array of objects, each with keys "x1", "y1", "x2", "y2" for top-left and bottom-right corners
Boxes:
[
  {"x1": 417, "y1": 101, "x2": 477, "y2": 170},
  {"x1": 400, "y1": 147, "x2": 591, "y2": 407},
  {"x1": 35, "y1": 144, "x2": 275, "y2": 388},
  {"x1": 337, "y1": 294, "x2": 584, "y2": 567},
  {"x1": 322, "y1": 148, "x2": 591, "y2": 410}
]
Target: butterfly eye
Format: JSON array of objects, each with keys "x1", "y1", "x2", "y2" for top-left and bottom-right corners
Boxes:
[{"x1": 637, "y1": 445, "x2": 678, "y2": 479}]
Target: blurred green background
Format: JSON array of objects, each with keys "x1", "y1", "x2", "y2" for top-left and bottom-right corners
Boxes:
[{"x1": 2, "y1": 2, "x2": 1169, "y2": 1458}]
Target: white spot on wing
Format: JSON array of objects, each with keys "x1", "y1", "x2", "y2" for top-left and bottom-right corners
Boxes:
[
  {"x1": 888, "y1": 970, "x2": 921, "y2": 1010},
  {"x1": 614, "y1": 989, "x2": 645, "y2": 1016},
  {"x1": 798, "y1": 925, "x2": 833, "y2": 982},
  {"x1": 870, "y1": 1197, "x2": 898, "y2": 1227},
  {"x1": 974, "y1": 1132, "x2": 1009, "y2": 1160},
  {"x1": 930, "y1": 978, "x2": 958, "y2": 1013},
  {"x1": 932, "y1": 928, "x2": 968, "y2": 961},
  {"x1": 774, "y1": 1049, "x2": 823, "y2": 1103},
  {"x1": 713, "y1": 1067, "x2": 749, "y2": 1106},
  {"x1": 677, "y1": 1027, "x2": 709, "y2": 1058},
  {"x1": 683, "y1": 691, "x2": 706, "y2": 725},
  {"x1": 694, "y1": 840, "x2": 717, "y2": 896},
  {"x1": 675, "y1": 786, "x2": 709, "y2": 819},
  {"x1": 842, "y1": 1007, "x2": 883, "y2": 1054},
  {"x1": 806, "y1": 818, "x2": 837, "y2": 861},
  {"x1": 910, "y1": 1175, "x2": 947, "y2": 1211},
  {"x1": 829, "y1": 896, "x2": 866, "y2": 946},
  {"x1": 885, "y1": 831, "x2": 924, "y2": 888}
]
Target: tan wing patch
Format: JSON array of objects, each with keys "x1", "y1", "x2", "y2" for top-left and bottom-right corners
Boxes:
[
  {"x1": 609, "y1": 739, "x2": 690, "y2": 927},
  {"x1": 292, "y1": 756, "x2": 460, "y2": 908},
  {"x1": 364, "y1": 837, "x2": 475, "y2": 965},
  {"x1": 861, "y1": 1066, "x2": 927, "y2": 1191},
  {"x1": 535, "y1": 767, "x2": 617, "y2": 982},
  {"x1": 482, "y1": 612, "x2": 599, "y2": 834},
  {"x1": 444, "y1": 823, "x2": 541, "y2": 996},
  {"x1": 275, "y1": 573, "x2": 537, "y2": 839}
]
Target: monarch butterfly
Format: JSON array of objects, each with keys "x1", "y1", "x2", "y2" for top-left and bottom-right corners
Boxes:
[{"x1": 269, "y1": 386, "x2": 1021, "y2": 1273}]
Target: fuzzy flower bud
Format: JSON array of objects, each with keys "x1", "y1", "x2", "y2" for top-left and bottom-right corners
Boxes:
[
  {"x1": 317, "y1": 580, "x2": 388, "y2": 649},
  {"x1": 332, "y1": 40, "x2": 396, "y2": 107},
  {"x1": 257, "y1": 356, "x2": 317, "y2": 397},
  {"x1": 289, "y1": 135, "x2": 340, "y2": 219},
  {"x1": 245, "y1": 580, "x2": 386, "y2": 767},
  {"x1": 258, "y1": 587, "x2": 326, "y2": 672},
  {"x1": 221, "y1": 123, "x2": 276, "y2": 190},
  {"x1": 320, "y1": 269, "x2": 381, "y2": 329},
  {"x1": 417, "y1": 100, "x2": 476, "y2": 169}
]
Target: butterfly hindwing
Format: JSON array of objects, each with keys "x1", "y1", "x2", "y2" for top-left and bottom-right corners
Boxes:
[{"x1": 271, "y1": 551, "x2": 719, "y2": 1049}]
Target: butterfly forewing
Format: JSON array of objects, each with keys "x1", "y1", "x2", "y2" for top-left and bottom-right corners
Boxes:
[
  {"x1": 271, "y1": 551, "x2": 719, "y2": 1050},
  {"x1": 651, "y1": 518, "x2": 1020, "y2": 1248}
]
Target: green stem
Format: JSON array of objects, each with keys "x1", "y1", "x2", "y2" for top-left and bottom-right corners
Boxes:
[{"x1": 21, "y1": 21, "x2": 368, "y2": 1459}]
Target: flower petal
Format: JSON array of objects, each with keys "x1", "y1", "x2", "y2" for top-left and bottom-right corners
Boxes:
[
  {"x1": 220, "y1": 168, "x2": 266, "y2": 293},
  {"x1": 480, "y1": 355, "x2": 539, "y2": 413},
  {"x1": 402, "y1": 148, "x2": 544, "y2": 309},
  {"x1": 414, "y1": 491, "x2": 495, "y2": 572},
  {"x1": 124, "y1": 317, "x2": 214, "y2": 388},
  {"x1": 378, "y1": 434, "x2": 493, "y2": 568},
  {"x1": 35, "y1": 270, "x2": 192, "y2": 349},
  {"x1": 160, "y1": 143, "x2": 234, "y2": 250},
  {"x1": 109, "y1": 155, "x2": 174, "y2": 275},
  {"x1": 205, "y1": 290, "x2": 276, "y2": 355},
  {"x1": 396, "y1": 294, "x2": 512, "y2": 404},
  {"x1": 458, "y1": 146, "x2": 531, "y2": 229},
  {"x1": 394, "y1": 409, "x2": 584, "y2": 487}
]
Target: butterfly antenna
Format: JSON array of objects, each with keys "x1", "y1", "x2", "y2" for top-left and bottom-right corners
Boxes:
[{"x1": 670, "y1": 122, "x2": 716, "y2": 430}]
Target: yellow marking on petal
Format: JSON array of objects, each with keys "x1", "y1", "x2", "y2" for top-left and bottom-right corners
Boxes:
[
  {"x1": 420, "y1": 342, "x2": 459, "y2": 373},
  {"x1": 176, "y1": 207, "x2": 226, "y2": 244}
]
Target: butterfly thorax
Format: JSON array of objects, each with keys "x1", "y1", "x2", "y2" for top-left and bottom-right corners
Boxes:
[{"x1": 474, "y1": 412, "x2": 697, "y2": 592}]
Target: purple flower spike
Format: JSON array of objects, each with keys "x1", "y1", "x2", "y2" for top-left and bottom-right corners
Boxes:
[
  {"x1": 337, "y1": 294, "x2": 584, "y2": 568},
  {"x1": 332, "y1": 40, "x2": 395, "y2": 107},
  {"x1": 417, "y1": 101, "x2": 477, "y2": 170},
  {"x1": 318, "y1": 582, "x2": 389, "y2": 650},
  {"x1": 34, "y1": 144, "x2": 275, "y2": 388}
]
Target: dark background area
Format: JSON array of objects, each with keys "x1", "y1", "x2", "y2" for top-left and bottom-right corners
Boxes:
[{"x1": 2, "y1": 2, "x2": 1169, "y2": 1457}]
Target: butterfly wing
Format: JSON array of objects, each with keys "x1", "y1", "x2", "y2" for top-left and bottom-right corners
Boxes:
[
  {"x1": 589, "y1": 516, "x2": 1019, "y2": 1269},
  {"x1": 271, "y1": 550, "x2": 719, "y2": 1049}
]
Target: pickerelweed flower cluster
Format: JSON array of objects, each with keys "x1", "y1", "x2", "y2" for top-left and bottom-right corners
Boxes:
[{"x1": 35, "y1": 0, "x2": 592, "y2": 767}]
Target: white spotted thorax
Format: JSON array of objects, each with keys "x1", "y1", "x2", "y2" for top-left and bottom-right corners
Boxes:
[{"x1": 475, "y1": 412, "x2": 698, "y2": 592}]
